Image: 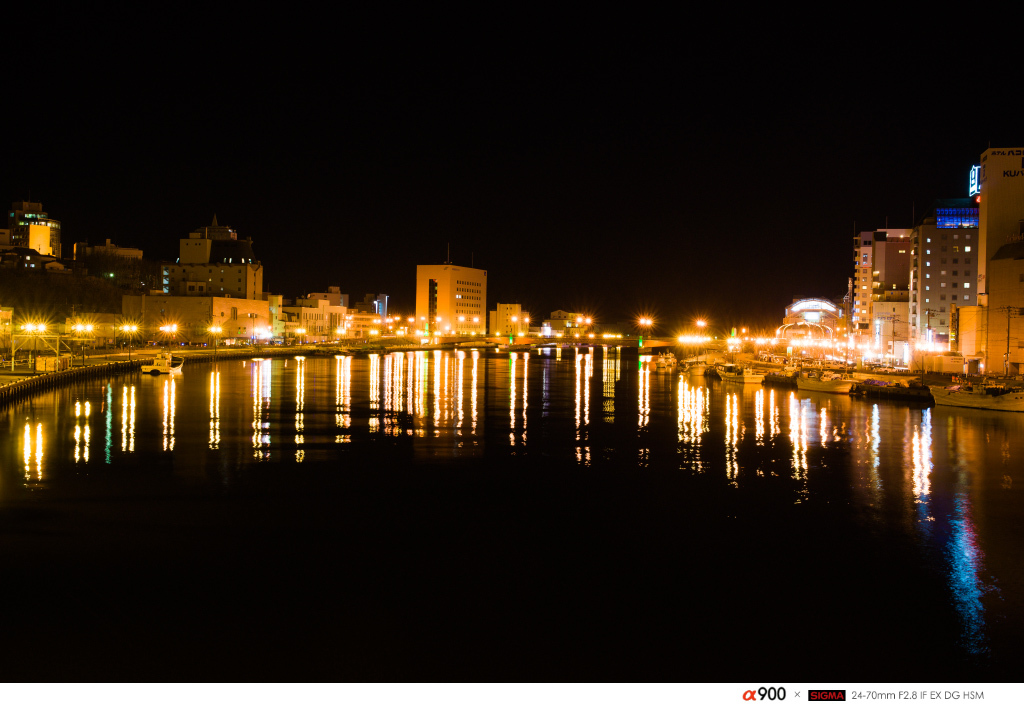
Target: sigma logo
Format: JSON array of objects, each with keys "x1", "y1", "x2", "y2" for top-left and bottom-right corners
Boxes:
[
  {"x1": 808, "y1": 690, "x2": 846, "y2": 701},
  {"x1": 969, "y1": 165, "x2": 981, "y2": 195}
]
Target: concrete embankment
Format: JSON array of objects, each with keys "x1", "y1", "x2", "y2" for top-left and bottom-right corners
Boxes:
[{"x1": 0, "y1": 344, "x2": 406, "y2": 407}]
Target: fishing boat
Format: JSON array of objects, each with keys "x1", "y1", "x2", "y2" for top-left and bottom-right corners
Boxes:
[
  {"x1": 763, "y1": 367, "x2": 799, "y2": 388},
  {"x1": 855, "y1": 378, "x2": 933, "y2": 402},
  {"x1": 717, "y1": 363, "x2": 764, "y2": 384},
  {"x1": 686, "y1": 362, "x2": 707, "y2": 376},
  {"x1": 142, "y1": 352, "x2": 184, "y2": 375},
  {"x1": 928, "y1": 382, "x2": 1024, "y2": 411},
  {"x1": 796, "y1": 370, "x2": 855, "y2": 394}
]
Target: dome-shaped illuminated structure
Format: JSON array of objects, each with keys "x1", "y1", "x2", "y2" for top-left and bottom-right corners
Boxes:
[{"x1": 776, "y1": 298, "x2": 842, "y2": 339}]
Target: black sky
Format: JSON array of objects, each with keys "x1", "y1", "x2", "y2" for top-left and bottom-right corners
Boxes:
[{"x1": 5, "y1": 23, "x2": 1018, "y2": 334}]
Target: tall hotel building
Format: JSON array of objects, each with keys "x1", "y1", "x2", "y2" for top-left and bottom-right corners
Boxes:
[
  {"x1": 851, "y1": 228, "x2": 911, "y2": 356},
  {"x1": 416, "y1": 263, "x2": 487, "y2": 335},
  {"x1": 958, "y1": 147, "x2": 1024, "y2": 373},
  {"x1": 908, "y1": 199, "x2": 979, "y2": 344}
]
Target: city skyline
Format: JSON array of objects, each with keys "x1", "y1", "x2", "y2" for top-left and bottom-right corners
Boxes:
[{"x1": 4, "y1": 43, "x2": 1017, "y2": 330}]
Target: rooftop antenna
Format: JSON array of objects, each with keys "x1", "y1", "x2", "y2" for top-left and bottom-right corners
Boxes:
[{"x1": 446, "y1": 243, "x2": 451, "y2": 265}]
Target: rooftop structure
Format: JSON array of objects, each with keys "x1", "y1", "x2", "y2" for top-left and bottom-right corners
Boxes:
[{"x1": 7, "y1": 201, "x2": 62, "y2": 258}]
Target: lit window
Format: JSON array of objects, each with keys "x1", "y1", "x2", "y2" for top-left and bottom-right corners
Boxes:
[
  {"x1": 965, "y1": 246, "x2": 971, "y2": 252},
  {"x1": 964, "y1": 283, "x2": 970, "y2": 289}
]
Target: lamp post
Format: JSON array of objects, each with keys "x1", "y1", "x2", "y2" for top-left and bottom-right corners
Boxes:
[
  {"x1": 209, "y1": 325, "x2": 222, "y2": 355},
  {"x1": 23, "y1": 323, "x2": 46, "y2": 371},
  {"x1": 72, "y1": 323, "x2": 93, "y2": 366},
  {"x1": 119, "y1": 324, "x2": 138, "y2": 361},
  {"x1": 159, "y1": 323, "x2": 178, "y2": 347},
  {"x1": 638, "y1": 317, "x2": 653, "y2": 347}
]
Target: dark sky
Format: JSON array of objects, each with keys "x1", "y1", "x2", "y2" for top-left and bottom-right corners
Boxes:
[{"x1": 5, "y1": 25, "x2": 1017, "y2": 334}]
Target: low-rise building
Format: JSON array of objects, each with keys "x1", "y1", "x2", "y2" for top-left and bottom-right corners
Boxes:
[
  {"x1": 122, "y1": 294, "x2": 271, "y2": 342},
  {"x1": 489, "y1": 303, "x2": 526, "y2": 336}
]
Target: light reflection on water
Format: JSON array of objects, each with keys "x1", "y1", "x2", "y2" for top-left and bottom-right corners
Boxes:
[{"x1": 2, "y1": 352, "x2": 1023, "y2": 660}]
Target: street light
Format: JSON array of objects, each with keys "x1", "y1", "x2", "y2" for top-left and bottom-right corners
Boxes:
[
  {"x1": 638, "y1": 317, "x2": 653, "y2": 347},
  {"x1": 72, "y1": 323, "x2": 93, "y2": 365},
  {"x1": 297, "y1": 327, "x2": 306, "y2": 345},
  {"x1": 159, "y1": 323, "x2": 178, "y2": 346},
  {"x1": 209, "y1": 325, "x2": 222, "y2": 355},
  {"x1": 22, "y1": 323, "x2": 46, "y2": 371},
  {"x1": 119, "y1": 324, "x2": 138, "y2": 361}
]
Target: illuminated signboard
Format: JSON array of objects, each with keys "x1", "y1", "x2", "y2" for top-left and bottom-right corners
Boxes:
[
  {"x1": 790, "y1": 299, "x2": 838, "y2": 315},
  {"x1": 969, "y1": 165, "x2": 981, "y2": 196}
]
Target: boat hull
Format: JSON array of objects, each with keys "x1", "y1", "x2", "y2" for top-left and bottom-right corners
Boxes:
[
  {"x1": 796, "y1": 378, "x2": 855, "y2": 394},
  {"x1": 928, "y1": 385, "x2": 1024, "y2": 411},
  {"x1": 720, "y1": 373, "x2": 764, "y2": 384}
]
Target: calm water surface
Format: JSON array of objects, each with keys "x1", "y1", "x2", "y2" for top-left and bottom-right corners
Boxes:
[{"x1": 1, "y1": 349, "x2": 1022, "y2": 680}]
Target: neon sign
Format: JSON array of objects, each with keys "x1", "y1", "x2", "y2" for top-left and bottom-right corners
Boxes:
[{"x1": 969, "y1": 165, "x2": 981, "y2": 196}]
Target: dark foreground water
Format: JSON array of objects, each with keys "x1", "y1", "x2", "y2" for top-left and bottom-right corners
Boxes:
[{"x1": 1, "y1": 349, "x2": 1022, "y2": 680}]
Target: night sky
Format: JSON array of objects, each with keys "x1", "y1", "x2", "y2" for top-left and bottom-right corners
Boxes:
[{"x1": 5, "y1": 27, "x2": 1016, "y2": 334}]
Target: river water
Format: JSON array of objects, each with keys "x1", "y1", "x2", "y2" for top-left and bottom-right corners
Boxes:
[{"x1": 1, "y1": 349, "x2": 1022, "y2": 680}]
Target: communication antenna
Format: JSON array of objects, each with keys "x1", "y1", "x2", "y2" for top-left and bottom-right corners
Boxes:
[{"x1": 446, "y1": 243, "x2": 451, "y2": 265}]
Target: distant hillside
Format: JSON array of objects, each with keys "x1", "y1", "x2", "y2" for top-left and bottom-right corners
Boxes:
[{"x1": 0, "y1": 270, "x2": 126, "y2": 321}]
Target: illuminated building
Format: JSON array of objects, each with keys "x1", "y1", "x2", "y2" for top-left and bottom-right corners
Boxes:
[
  {"x1": 281, "y1": 296, "x2": 348, "y2": 342},
  {"x1": 956, "y1": 148, "x2": 1024, "y2": 374},
  {"x1": 162, "y1": 215, "x2": 263, "y2": 299},
  {"x1": 908, "y1": 199, "x2": 979, "y2": 345},
  {"x1": 7, "y1": 201, "x2": 62, "y2": 258},
  {"x1": 122, "y1": 294, "x2": 271, "y2": 341},
  {"x1": 776, "y1": 299, "x2": 843, "y2": 339},
  {"x1": 851, "y1": 228, "x2": 911, "y2": 354},
  {"x1": 415, "y1": 263, "x2": 487, "y2": 335},
  {"x1": 307, "y1": 287, "x2": 348, "y2": 308},
  {"x1": 547, "y1": 310, "x2": 589, "y2": 338},
  {"x1": 489, "y1": 303, "x2": 525, "y2": 336}
]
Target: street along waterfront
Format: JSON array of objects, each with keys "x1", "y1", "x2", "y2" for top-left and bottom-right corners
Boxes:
[{"x1": 0, "y1": 348, "x2": 1021, "y2": 681}]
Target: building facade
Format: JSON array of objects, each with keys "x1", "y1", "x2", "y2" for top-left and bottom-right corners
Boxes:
[
  {"x1": 7, "y1": 201, "x2": 61, "y2": 258},
  {"x1": 851, "y1": 229, "x2": 911, "y2": 355},
  {"x1": 489, "y1": 303, "x2": 526, "y2": 337},
  {"x1": 415, "y1": 264, "x2": 487, "y2": 335},
  {"x1": 957, "y1": 148, "x2": 1024, "y2": 373},
  {"x1": 162, "y1": 216, "x2": 263, "y2": 299},
  {"x1": 908, "y1": 200, "x2": 979, "y2": 345},
  {"x1": 122, "y1": 294, "x2": 271, "y2": 342}
]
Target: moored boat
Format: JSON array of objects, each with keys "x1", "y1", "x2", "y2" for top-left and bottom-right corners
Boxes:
[
  {"x1": 928, "y1": 382, "x2": 1024, "y2": 411},
  {"x1": 763, "y1": 367, "x2": 799, "y2": 387},
  {"x1": 855, "y1": 378, "x2": 933, "y2": 402},
  {"x1": 141, "y1": 352, "x2": 184, "y2": 375},
  {"x1": 717, "y1": 364, "x2": 765, "y2": 384},
  {"x1": 796, "y1": 370, "x2": 855, "y2": 394}
]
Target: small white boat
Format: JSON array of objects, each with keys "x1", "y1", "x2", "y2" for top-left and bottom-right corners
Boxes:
[
  {"x1": 796, "y1": 370, "x2": 855, "y2": 394},
  {"x1": 717, "y1": 364, "x2": 764, "y2": 384},
  {"x1": 686, "y1": 363, "x2": 707, "y2": 376},
  {"x1": 142, "y1": 352, "x2": 184, "y2": 375},
  {"x1": 653, "y1": 353, "x2": 677, "y2": 371},
  {"x1": 929, "y1": 382, "x2": 1024, "y2": 411}
]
